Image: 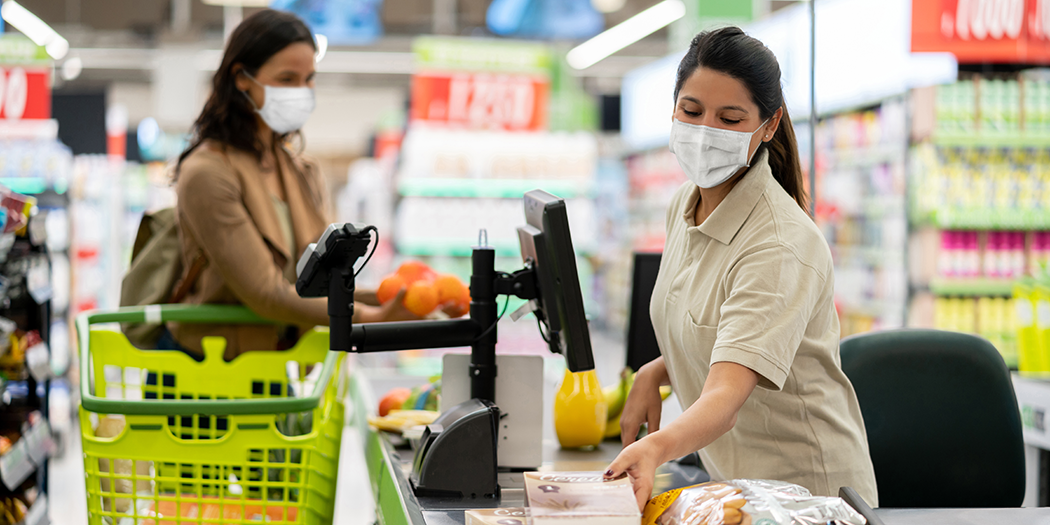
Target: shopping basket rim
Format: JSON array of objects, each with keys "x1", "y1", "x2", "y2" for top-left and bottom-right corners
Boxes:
[{"x1": 77, "y1": 304, "x2": 338, "y2": 416}]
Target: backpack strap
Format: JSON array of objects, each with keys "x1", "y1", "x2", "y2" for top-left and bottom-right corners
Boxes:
[{"x1": 170, "y1": 252, "x2": 207, "y2": 304}]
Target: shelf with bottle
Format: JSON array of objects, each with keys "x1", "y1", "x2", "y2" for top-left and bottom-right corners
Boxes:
[
  {"x1": 933, "y1": 295, "x2": 1018, "y2": 368},
  {"x1": 929, "y1": 229, "x2": 1050, "y2": 296},
  {"x1": 931, "y1": 74, "x2": 1050, "y2": 144},
  {"x1": 393, "y1": 196, "x2": 597, "y2": 258},
  {"x1": 910, "y1": 143, "x2": 1050, "y2": 230}
]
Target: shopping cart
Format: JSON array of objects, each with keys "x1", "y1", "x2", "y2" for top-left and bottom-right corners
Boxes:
[{"x1": 77, "y1": 305, "x2": 344, "y2": 525}]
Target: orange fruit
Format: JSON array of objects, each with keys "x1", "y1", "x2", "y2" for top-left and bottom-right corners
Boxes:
[
  {"x1": 397, "y1": 260, "x2": 437, "y2": 284},
  {"x1": 446, "y1": 285, "x2": 471, "y2": 318},
  {"x1": 434, "y1": 274, "x2": 468, "y2": 304},
  {"x1": 404, "y1": 281, "x2": 439, "y2": 316},
  {"x1": 378, "y1": 387, "x2": 412, "y2": 417},
  {"x1": 377, "y1": 274, "x2": 407, "y2": 304}
]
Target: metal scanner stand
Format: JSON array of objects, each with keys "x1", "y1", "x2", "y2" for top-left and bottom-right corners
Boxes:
[{"x1": 296, "y1": 223, "x2": 540, "y2": 500}]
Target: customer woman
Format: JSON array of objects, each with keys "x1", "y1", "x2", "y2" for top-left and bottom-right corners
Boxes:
[
  {"x1": 605, "y1": 27, "x2": 878, "y2": 510},
  {"x1": 168, "y1": 9, "x2": 415, "y2": 360}
]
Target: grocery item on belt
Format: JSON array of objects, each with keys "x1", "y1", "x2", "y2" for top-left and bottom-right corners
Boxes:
[
  {"x1": 464, "y1": 507, "x2": 530, "y2": 525},
  {"x1": 643, "y1": 479, "x2": 866, "y2": 525},
  {"x1": 524, "y1": 471, "x2": 640, "y2": 524}
]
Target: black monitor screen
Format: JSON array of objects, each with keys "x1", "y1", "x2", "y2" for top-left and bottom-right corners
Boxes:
[
  {"x1": 517, "y1": 190, "x2": 594, "y2": 372},
  {"x1": 626, "y1": 252, "x2": 662, "y2": 372}
]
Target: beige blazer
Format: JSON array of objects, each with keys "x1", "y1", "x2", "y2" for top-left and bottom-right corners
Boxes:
[{"x1": 169, "y1": 139, "x2": 330, "y2": 359}]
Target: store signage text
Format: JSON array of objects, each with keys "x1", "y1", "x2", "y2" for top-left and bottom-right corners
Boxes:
[
  {"x1": 913, "y1": 0, "x2": 1050, "y2": 62},
  {"x1": 0, "y1": 66, "x2": 49, "y2": 120},
  {"x1": 410, "y1": 73, "x2": 549, "y2": 131}
]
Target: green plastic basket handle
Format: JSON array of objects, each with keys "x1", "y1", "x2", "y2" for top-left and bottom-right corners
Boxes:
[{"x1": 77, "y1": 304, "x2": 338, "y2": 416}]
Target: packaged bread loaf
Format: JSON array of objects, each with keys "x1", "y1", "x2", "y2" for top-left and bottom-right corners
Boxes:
[{"x1": 643, "y1": 479, "x2": 866, "y2": 525}]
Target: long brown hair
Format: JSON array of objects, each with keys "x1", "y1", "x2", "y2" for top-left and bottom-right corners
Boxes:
[
  {"x1": 674, "y1": 26, "x2": 808, "y2": 212},
  {"x1": 176, "y1": 9, "x2": 314, "y2": 175}
]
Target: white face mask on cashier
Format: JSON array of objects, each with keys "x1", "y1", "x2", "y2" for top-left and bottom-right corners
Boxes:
[
  {"x1": 669, "y1": 117, "x2": 770, "y2": 189},
  {"x1": 242, "y1": 72, "x2": 316, "y2": 134}
]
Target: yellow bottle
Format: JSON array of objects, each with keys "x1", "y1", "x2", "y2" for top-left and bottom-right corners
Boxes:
[{"x1": 554, "y1": 369, "x2": 607, "y2": 449}]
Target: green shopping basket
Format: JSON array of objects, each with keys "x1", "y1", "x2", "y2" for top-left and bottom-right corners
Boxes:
[{"x1": 77, "y1": 305, "x2": 345, "y2": 525}]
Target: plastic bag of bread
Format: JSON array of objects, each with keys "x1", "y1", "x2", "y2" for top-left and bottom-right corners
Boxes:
[
  {"x1": 642, "y1": 479, "x2": 866, "y2": 525},
  {"x1": 95, "y1": 416, "x2": 153, "y2": 514}
]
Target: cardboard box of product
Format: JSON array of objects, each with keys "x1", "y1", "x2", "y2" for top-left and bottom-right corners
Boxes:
[{"x1": 524, "y1": 471, "x2": 640, "y2": 525}]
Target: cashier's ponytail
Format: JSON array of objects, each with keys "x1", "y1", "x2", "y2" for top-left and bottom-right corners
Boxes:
[{"x1": 675, "y1": 27, "x2": 808, "y2": 213}]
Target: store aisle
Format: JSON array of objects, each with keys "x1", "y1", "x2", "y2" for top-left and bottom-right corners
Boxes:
[
  {"x1": 334, "y1": 420, "x2": 378, "y2": 524},
  {"x1": 49, "y1": 417, "x2": 88, "y2": 525}
]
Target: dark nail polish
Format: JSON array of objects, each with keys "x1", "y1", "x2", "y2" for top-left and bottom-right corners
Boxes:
[{"x1": 605, "y1": 470, "x2": 614, "y2": 477}]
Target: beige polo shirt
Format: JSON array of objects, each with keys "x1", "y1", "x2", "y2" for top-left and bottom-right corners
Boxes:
[{"x1": 651, "y1": 150, "x2": 879, "y2": 506}]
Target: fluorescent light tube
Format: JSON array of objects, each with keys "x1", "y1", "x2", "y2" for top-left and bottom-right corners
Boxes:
[
  {"x1": 1, "y1": 0, "x2": 68, "y2": 60},
  {"x1": 567, "y1": 0, "x2": 685, "y2": 70}
]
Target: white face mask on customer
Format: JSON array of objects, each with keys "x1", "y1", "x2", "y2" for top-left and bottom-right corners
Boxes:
[
  {"x1": 242, "y1": 72, "x2": 315, "y2": 134},
  {"x1": 669, "y1": 117, "x2": 770, "y2": 188}
]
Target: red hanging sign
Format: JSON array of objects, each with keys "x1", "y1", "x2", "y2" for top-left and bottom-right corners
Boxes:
[
  {"x1": 0, "y1": 66, "x2": 51, "y2": 120},
  {"x1": 411, "y1": 72, "x2": 549, "y2": 131},
  {"x1": 912, "y1": 0, "x2": 1050, "y2": 63}
]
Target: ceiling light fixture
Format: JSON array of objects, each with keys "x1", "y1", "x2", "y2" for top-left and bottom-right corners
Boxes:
[
  {"x1": 60, "y1": 56, "x2": 82, "y2": 81},
  {"x1": 567, "y1": 0, "x2": 685, "y2": 70},
  {"x1": 1, "y1": 0, "x2": 68, "y2": 60}
]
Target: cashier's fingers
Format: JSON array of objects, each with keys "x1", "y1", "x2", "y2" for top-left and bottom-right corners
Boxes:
[
  {"x1": 604, "y1": 440, "x2": 660, "y2": 511},
  {"x1": 620, "y1": 384, "x2": 663, "y2": 447}
]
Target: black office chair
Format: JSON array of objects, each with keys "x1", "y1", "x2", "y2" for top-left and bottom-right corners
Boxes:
[{"x1": 840, "y1": 329, "x2": 1026, "y2": 508}]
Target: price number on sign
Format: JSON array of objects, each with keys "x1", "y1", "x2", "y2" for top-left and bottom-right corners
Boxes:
[
  {"x1": 446, "y1": 74, "x2": 537, "y2": 130},
  {"x1": 412, "y1": 72, "x2": 548, "y2": 130},
  {"x1": 0, "y1": 67, "x2": 29, "y2": 120}
]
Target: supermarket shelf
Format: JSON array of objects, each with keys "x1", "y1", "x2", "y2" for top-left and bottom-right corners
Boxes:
[
  {"x1": 929, "y1": 277, "x2": 1016, "y2": 297},
  {"x1": 823, "y1": 144, "x2": 907, "y2": 168},
  {"x1": 19, "y1": 494, "x2": 47, "y2": 525},
  {"x1": 0, "y1": 178, "x2": 66, "y2": 196},
  {"x1": 830, "y1": 245, "x2": 905, "y2": 265},
  {"x1": 397, "y1": 240, "x2": 521, "y2": 257},
  {"x1": 0, "y1": 420, "x2": 52, "y2": 491},
  {"x1": 398, "y1": 178, "x2": 591, "y2": 199},
  {"x1": 929, "y1": 208, "x2": 1050, "y2": 231},
  {"x1": 932, "y1": 131, "x2": 1050, "y2": 148}
]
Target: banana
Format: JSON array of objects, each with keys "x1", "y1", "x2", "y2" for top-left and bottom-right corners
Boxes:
[
  {"x1": 603, "y1": 368, "x2": 632, "y2": 421},
  {"x1": 602, "y1": 371, "x2": 674, "y2": 440}
]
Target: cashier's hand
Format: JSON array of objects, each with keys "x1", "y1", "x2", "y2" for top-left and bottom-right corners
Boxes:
[
  {"x1": 620, "y1": 358, "x2": 668, "y2": 447},
  {"x1": 604, "y1": 437, "x2": 662, "y2": 512}
]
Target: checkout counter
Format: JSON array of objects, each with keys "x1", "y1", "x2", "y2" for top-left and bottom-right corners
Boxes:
[
  {"x1": 297, "y1": 192, "x2": 1050, "y2": 524},
  {"x1": 342, "y1": 365, "x2": 1050, "y2": 525}
]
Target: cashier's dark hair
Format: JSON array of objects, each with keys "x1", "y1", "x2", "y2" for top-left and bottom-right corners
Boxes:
[
  {"x1": 674, "y1": 27, "x2": 808, "y2": 212},
  {"x1": 176, "y1": 9, "x2": 315, "y2": 176}
]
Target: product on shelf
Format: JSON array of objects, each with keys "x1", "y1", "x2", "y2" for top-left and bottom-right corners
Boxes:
[
  {"x1": 933, "y1": 296, "x2": 1018, "y2": 367},
  {"x1": 816, "y1": 99, "x2": 909, "y2": 336}
]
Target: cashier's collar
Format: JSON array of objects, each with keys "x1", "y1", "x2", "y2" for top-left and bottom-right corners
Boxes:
[{"x1": 683, "y1": 148, "x2": 773, "y2": 245}]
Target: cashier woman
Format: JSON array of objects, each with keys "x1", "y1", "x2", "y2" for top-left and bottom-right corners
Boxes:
[
  {"x1": 605, "y1": 27, "x2": 879, "y2": 510},
  {"x1": 166, "y1": 10, "x2": 418, "y2": 360}
]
